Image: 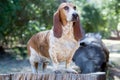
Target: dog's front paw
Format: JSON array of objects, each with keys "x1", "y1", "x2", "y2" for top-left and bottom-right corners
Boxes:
[{"x1": 66, "y1": 68, "x2": 78, "y2": 74}]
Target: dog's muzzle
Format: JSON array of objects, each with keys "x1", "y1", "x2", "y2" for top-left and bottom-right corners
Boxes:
[{"x1": 72, "y1": 13, "x2": 78, "y2": 21}]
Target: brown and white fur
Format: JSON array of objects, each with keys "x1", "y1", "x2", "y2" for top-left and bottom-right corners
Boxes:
[{"x1": 27, "y1": 2, "x2": 83, "y2": 73}]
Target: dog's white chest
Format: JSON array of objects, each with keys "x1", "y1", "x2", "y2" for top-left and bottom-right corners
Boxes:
[
  {"x1": 49, "y1": 33, "x2": 78, "y2": 62},
  {"x1": 60, "y1": 39, "x2": 76, "y2": 50}
]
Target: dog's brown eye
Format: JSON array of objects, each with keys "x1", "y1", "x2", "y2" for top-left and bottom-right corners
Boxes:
[
  {"x1": 73, "y1": 6, "x2": 76, "y2": 10},
  {"x1": 64, "y1": 6, "x2": 69, "y2": 10}
]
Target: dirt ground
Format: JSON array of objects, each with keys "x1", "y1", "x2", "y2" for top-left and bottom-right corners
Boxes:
[
  {"x1": 0, "y1": 39, "x2": 120, "y2": 74},
  {"x1": 103, "y1": 40, "x2": 120, "y2": 67}
]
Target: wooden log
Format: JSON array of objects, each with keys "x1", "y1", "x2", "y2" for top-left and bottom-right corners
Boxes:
[
  {"x1": 0, "y1": 72, "x2": 106, "y2": 80},
  {"x1": 109, "y1": 67, "x2": 120, "y2": 78}
]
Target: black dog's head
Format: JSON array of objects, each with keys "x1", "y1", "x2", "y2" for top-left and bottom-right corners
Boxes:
[
  {"x1": 73, "y1": 33, "x2": 109, "y2": 74},
  {"x1": 80, "y1": 33, "x2": 102, "y2": 47}
]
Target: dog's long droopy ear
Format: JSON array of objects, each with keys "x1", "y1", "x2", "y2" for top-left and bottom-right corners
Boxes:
[
  {"x1": 73, "y1": 16, "x2": 82, "y2": 41},
  {"x1": 53, "y1": 10, "x2": 62, "y2": 38}
]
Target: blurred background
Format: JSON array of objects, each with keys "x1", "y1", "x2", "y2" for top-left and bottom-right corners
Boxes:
[{"x1": 0, "y1": 0, "x2": 120, "y2": 79}]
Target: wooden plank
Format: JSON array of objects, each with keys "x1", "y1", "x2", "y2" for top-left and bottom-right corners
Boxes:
[{"x1": 0, "y1": 72, "x2": 106, "y2": 80}]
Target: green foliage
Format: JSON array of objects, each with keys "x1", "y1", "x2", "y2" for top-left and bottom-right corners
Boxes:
[
  {"x1": 101, "y1": 0, "x2": 120, "y2": 31},
  {"x1": 72, "y1": 0, "x2": 120, "y2": 38},
  {"x1": 81, "y1": 4, "x2": 105, "y2": 32},
  {"x1": 0, "y1": 0, "x2": 59, "y2": 47},
  {"x1": 12, "y1": 46, "x2": 27, "y2": 59}
]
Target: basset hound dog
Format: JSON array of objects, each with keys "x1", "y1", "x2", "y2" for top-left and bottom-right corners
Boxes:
[{"x1": 27, "y1": 2, "x2": 83, "y2": 73}]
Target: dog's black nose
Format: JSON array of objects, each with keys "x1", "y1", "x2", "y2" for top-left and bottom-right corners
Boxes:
[
  {"x1": 72, "y1": 13, "x2": 78, "y2": 19},
  {"x1": 80, "y1": 42, "x2": 86, "y2": 47}
]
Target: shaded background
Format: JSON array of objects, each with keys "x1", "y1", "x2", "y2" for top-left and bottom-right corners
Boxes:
[{"x1": 0, "y1": 0, "x2": 120, "y2": 79}]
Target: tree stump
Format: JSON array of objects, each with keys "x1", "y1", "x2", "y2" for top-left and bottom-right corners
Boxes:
[{"x1": 0, "y1": 72, "x2": 106, "y2": 80}]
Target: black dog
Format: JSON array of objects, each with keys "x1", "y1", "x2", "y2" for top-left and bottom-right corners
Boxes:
[{"x1": 73, "y1": 33, "x2": 109, "y2": 74}]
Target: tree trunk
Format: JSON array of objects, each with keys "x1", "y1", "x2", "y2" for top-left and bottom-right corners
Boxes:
[{"x1": 0, "y1": 73, "x2": 106, "y2": 80}]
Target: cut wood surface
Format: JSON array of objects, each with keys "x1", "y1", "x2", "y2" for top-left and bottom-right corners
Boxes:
[{"x1": 0, "y1": 72, "x2": 106, "y2": 80}]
